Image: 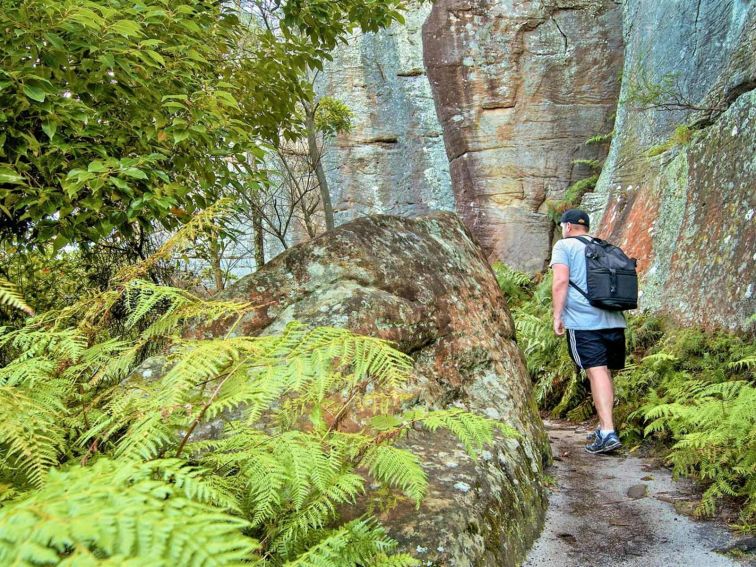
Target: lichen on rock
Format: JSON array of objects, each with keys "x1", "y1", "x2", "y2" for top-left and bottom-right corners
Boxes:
[{"x1": 216, "y1": 212, "x2": 550, "y2": 565}]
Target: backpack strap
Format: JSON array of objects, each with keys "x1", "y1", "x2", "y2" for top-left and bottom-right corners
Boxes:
[
  {"x1": 566, "y1": 235, "x2": 593, "y2": 245},
  {"x1": 569, "y1": 280, "x2": 590, "y2": 299},
  {"x1": 564, "y1": 236, "x2": 592, "y2": 297}
]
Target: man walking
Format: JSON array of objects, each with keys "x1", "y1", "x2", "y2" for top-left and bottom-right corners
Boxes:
[{"x1": 550, "y1": 209, "x2": 625, "y2": 454}]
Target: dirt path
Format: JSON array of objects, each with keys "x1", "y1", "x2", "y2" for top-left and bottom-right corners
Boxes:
[{"x1": 524, "y1": 420, "x2": 751, "y2": 567}]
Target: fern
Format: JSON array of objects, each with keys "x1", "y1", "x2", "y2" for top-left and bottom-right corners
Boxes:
[
  {"x1": 586, "y1": 130, "x2": 613, "y2": 145},
  {"x1": 0, "y1": 278, "x2": 34, "y2": 316},
  {"x1": 0, "y1": 459, "x2": 259, "y2": 566},
  {"x1": 491, "y1": 262, "x2": 532, "y2": 307},
  {"x1": 361, "y1": 445, "x2": 427, "y2": 506},
  {"x1": 0, "y1": 262, "x2": 512, "y2": 564}
]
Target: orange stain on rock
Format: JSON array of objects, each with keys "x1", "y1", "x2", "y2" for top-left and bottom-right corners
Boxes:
[{"x1": 597, "y1": 187, "x2": 659, "y2": 275}]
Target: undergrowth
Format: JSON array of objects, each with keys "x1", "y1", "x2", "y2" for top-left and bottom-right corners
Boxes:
[
  {"x1": 0, "y1": 215, "x2": 513, "y2": 566},
  {"x1": 495, "y1": 263, "x2": 756, "y2": 530}
]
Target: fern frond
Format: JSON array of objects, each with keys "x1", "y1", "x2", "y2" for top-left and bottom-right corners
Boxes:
[
  {"x1": 285, "y1": 519, "x2": 402, "y2": 567},
  {"x1": 0, "y1": 459, "x2": 259, "y2": 565},
  {"x1": 728, "y1": 355, "x2": 756, "y2": 371},
  {"x1": 0, "y1": 278, "x2": 34, "y2": 316},
  {"x1": 0, "y1": 385, "x2": 67, "y2": 487},
  {"x1": 361, "y1": 445, "x2": 428, "y2": 506},
  {"x1": 269, "y1": 472, "x2": 365, "y2": 555},
  {"x1": 407, "y1": 408, "x2": 513, "y2": 456}
]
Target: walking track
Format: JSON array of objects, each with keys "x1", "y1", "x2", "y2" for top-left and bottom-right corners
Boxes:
[{"x1": 524, "y1": 420, "x2": 752, "y2": 567}]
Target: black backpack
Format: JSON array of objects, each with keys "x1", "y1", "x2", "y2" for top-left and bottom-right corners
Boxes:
[{"x1": 567, "y1": 236, "x2": 638, "y2": 311}]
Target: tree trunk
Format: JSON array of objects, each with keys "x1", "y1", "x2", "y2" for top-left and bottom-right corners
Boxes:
[
  {"x1": 305, "y1": 106, "x2": 334, "y2": 231},
  {"x1": 209, "y1": 238, "x2": 224, "y2": 292},
  {"x1": 253, "y1": 210, "x2": 265, "y2": 271}
]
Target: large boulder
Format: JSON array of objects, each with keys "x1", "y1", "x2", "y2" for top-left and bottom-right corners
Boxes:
[
  {"x1": 585, "y1": 0, "x2": 756, "y2": 331},
  {"x1": 219, "y1": 212, "x2": 550, "y2": 566}
]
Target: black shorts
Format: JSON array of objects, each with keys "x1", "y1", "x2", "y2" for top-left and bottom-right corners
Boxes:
[{"x1": 566, "y1": 328, "x2": 626, "y2": 370}]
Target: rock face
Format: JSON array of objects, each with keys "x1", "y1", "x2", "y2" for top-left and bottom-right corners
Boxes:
[
  {"x1": 316, "y1": 5, "x2": 455, "y2": 224},
  {"x1": 585, "y1": 0, "x2": 756, "y2": 331},
  {"x1": 221, "y1": 212, "x2": 550, "y2": 566},
  {"x1": 422, "y1": 0, "x2": 624, "y2": 272}
]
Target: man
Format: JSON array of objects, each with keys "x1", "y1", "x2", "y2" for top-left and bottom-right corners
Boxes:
[{"x1": 550, "y1": 209, "x2": 625, "y2": 454}]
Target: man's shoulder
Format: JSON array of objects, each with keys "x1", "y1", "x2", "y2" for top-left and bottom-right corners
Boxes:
[{"x1": 553, "y1": 237, "x2": 584, "y2": 252}]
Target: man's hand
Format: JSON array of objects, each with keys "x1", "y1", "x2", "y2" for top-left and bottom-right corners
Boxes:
[{"x1": 553, "y1": 318, "x2": 565, "y2": 336}]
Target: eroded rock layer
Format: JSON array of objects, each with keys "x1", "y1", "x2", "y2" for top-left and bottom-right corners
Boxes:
[
  {"x1": 422, "y1": 0, "x2": 623, "y2": 272},
  {"x1": 221, "y1": 212, "x2": 550, "y2": 566}
]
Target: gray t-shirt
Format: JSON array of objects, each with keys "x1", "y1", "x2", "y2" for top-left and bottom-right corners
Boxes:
[{"x1": 549, "y1": 236, "x2": 626, "y2": 330}]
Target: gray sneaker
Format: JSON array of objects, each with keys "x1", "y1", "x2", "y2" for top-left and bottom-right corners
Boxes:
[
  {"x1": 585, "y1": 427, "x2": 600, "y2": 441},
  {"x1": 585, "y1": 431, "x2": 621, "y2": 454}
]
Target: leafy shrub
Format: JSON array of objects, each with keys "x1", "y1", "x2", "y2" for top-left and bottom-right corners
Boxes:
[
  {"x1": 493, "y1": 269, "x2": 579, "y2": 415},
  {"x1": 645, "y1": 124, "x2": 692, "y2": 157},
  {"x1": 619, "y1": 329, "x2": 756, "y2": 526}
]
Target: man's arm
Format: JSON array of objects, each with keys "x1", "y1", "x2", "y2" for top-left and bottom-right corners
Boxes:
[{"x1": 552, "y1": 263, "x2": 569, "y2": 336}]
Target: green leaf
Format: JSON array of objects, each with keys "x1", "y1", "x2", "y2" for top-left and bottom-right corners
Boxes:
[
  {"x1": 121, "y1": 167, "x2": 148, "y2": 180},
  {"x1": 172, "y1": 130, "x2": 190, "y2": 144},
  {"x1": 109, "y1": 177, "x2": 132, "y2": 191},
  {"x1": 145, "y1": 50, "x2": 166, "y2": 66},
  {"x1": 0, "y1": 167, "x2": 24, "y2": 185},
  {"x1": 41, "y1": 121, "x2": 58, "y2": 141},
  {"x1": 44, "y1": 32, "x2": 65, "y2": 49},
  {"x1": 370, "y1": 415, "x2": 403, "y2": 431},
  {"x1": 87, "y1": 161, "x2": 108, "y2": 173},
  {"x1": 23, "y1": 84, "x2": 46, "y2": 102},
  {"x1": 52, "y1": 233, "x2": 68, "y2": 252},
  {"x1": 110, "y1": 19, "x2": 143, "y2": 38},
  {"x1": 214, "y1": 90, "x2": 238, "y2": 108}
]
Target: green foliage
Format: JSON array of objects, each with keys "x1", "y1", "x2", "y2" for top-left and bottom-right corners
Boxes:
[
  {"x1": 315, "y1": 97, "x2": 354, "y2": 137},
  {"x1": 547, "y1": 175, "x2": 600, "y2": 222},
  {"x1": 0, "y1": 0, "x2": 261, "y2": 247},
  {"x1": 0, "y1": 278, "x2": 34, "y2": 316},
  {"x1": 616, "y1": 327, "x2": 756, "y2": 525},
  {"x1": 586, "y1": 131, "x2": 613, "y2": 145},
  {"x1": 497, "y1": 271, "x2": 579, "y2": 414},
  {"x1": 645, "y1": 125, "x2": 693, "y2": 157},
  {"x1": 545, "y1": 126, "x2": 610, "y2": 222},
  {"x1": 491, "y1": 262, "x2": 533, "y2": 307},
  {"x1": 0, "y1": 264, "x2": 507, "y2": 563},
  {"x1": 571, "y1": 159, "x2": 602, "y2": 171},
  {"x1": 623, "y1": 68, "x2": 685, "y2": 111},
  {"x1": 0, "y1": 459, "x2": 258, "y2": 566},
  {"x1": 0, "y1": 0, "x2": 407, "y2": 250}
]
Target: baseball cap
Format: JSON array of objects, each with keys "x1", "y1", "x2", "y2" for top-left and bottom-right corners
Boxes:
[{"x1": 559, "y1": 209, "x2": 590, "y2": 229}]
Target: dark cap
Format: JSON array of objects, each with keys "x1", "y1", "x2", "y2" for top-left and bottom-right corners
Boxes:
[{"x1": 560, "y1": 208, "x2": 590, "y2": 229}]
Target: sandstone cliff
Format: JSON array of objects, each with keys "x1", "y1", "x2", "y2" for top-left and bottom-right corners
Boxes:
[
  {"x1": 585, "y1": 0, "x2": 756, "y2": 330},
  {"x1": 315, "y1": 5, "x2": 455, "y2": 224},
  {"x1": 423, "y1": 0, "x2": 623, "y2": 272}
]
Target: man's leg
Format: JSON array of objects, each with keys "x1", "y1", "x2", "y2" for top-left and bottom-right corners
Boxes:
[{"x1": 585, "y1": 365, "x2": 614, "y2": 432}]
